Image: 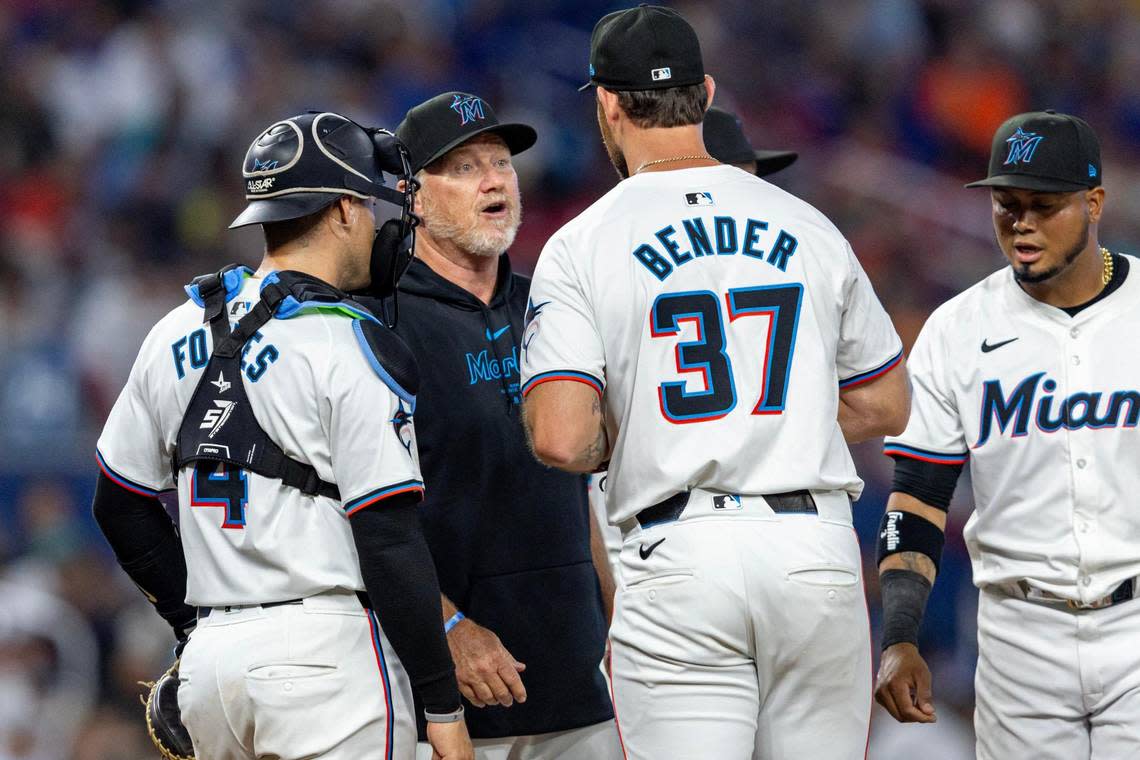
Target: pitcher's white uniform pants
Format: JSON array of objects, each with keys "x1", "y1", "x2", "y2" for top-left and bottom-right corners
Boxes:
[
  {"x1": 607, "y1": 490, "x2": 871, "y2": 760},
  {"x1": 975, "y1": 586, "x2": 1140, "y2": 759},
  {"x1": 178, "y1": 589, "x2": 416, "y2": 759}
]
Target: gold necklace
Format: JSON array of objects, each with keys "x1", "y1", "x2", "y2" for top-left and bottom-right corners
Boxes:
[
  {"x1": 633, "y1": 154, "x2": 716, "y2": 175},
  {"x1": 1101, "y1": 246, "x2": 1114, "y2": 286}
]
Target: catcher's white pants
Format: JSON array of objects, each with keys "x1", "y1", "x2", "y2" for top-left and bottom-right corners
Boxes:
[
  {"x1": 608, "y1": 490, "x2": 871, "y2": 760},
  {"x1": 178, "y1": 589, "x2": 416, "y2": 759},
  {"x1": 975, "y1": 586, "x2": 1140, "y2": 759}
]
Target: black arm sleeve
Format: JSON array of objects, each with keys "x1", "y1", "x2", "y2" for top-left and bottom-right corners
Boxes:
[
  {"x1": 889, "y1": 455, "x2": 964, "y2": 511},
  {"x1": 880, "y1": 569, "x2": 932, "y2": 650},
  {"x1": 91, "y1": 472, "x2": 197, "y2": 639},
  {"x1": 349, "y1": 493, "x2": 460, "y2": 714}
]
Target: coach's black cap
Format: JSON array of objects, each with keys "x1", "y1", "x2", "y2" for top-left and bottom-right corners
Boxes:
[
  {"x1": 230, "y1": 111, "x2": 386, "y2": 229},
  {"x1": 965, "y1": 110, "x2": 1102, "y2": 192},
  {"x1": 580, "y1": 4, "x2": 704, "y2": 92},
  {"x1": 396, "y1": 92, "x2": 537, "y2": 173},
  {"x1": 704, "y1": 107, "x2": 797, "y2": 177}
]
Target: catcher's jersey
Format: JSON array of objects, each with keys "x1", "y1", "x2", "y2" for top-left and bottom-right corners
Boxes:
[
  {"x1": 97, "y1": 274, "x2": 422, "y2": 606},
  {"x1": 521, "y1": 165, "x2": 901, "y2": 523},
  {"x1": 885, "y1": 259, "x2": 1140, "y2": 603}
]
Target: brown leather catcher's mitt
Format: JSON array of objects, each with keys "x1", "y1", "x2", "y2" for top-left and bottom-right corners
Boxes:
[{"x1": 141, "y1": 661, "x2": 195, "y2": 760}]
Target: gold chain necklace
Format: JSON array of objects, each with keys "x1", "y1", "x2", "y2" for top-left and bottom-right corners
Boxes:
[
  {"x1": 633, "y1": 154, "x2": 716, "y2": 175},
  {"x1": 1101, "y1": 246, "x2": 1114, "y2": 286}
]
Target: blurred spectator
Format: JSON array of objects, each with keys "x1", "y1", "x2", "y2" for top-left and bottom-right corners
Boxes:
[{"x1": 0, "y1": 580, "x2": 98, "y2": 760}]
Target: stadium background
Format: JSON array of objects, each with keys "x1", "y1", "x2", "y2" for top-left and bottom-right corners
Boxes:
[{"x1": 1, "y1": 0, "x2": 1138, "y2": 757}]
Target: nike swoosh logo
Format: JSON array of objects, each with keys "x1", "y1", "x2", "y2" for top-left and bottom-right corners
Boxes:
[
  {"x1": 639, "y1": 538, "x2": 666, "y2": 560},
  {"x1": 981, "y1": 337, "x2": 1019, "y2": 353},
  {"x1": 485, "y1": 325, "x2": 510, "y2": 341}
]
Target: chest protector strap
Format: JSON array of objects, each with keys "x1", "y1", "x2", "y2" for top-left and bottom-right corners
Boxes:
[{"x1": 173, "y1": 267, "x2": 341, "y2": 500}]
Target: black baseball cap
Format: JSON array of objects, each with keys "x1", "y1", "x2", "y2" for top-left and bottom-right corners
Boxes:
[
  {"x1": 396, "y1": 92, "x2": 537, "y2": 173},
  {"x1": 230, "y1": 112, "x2": 390, "y2": 229},
  {"x1": 580, "y1": 4, "x2": 704, "y2": 92},
  {"x1": 965, "y1": 110, "x2": 1102, "y2": 192},
  {"x1": 704, "y1": 107, "x2": 797, "y2": 177}
]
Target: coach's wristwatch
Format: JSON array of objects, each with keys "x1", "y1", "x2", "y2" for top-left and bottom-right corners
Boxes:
[{"x1": 424, "y1": 706, "x2": 465, "y2": 723}]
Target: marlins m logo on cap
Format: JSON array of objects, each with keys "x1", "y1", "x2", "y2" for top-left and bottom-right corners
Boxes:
[
  {"x1": 450, "y1": 94, "x2": 486, "y2": 126},
  {"x1": 1003, "y1": 127, "x2": 1045, "y2": 165}
]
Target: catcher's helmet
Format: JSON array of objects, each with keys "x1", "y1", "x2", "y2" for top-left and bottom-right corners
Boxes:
[{"x1": 229, "y1": 112, "x2": 419, "y2": 302}]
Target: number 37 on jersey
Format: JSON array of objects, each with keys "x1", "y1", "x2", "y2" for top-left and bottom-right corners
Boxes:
[{"x1": 650, "y1": 283, "x2": 801, "y2": 424}]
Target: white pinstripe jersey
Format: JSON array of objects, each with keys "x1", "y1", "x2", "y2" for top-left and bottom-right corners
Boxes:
[
  {"x1": 885, "y1": 257, "x2": 1140, "y2": 603},
  {"x1": 521, "y1": 165, "x2": 902, "y2": 524}
]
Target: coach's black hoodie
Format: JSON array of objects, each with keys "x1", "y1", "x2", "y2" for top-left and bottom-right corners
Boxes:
[{"x1": 366, "y1": 256, "x2": 612, "y2": 739}]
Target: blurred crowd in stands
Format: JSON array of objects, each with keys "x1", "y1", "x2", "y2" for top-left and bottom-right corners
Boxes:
[{"x1": 1, "y1": 0, "x2": 1138, "y2": 757}]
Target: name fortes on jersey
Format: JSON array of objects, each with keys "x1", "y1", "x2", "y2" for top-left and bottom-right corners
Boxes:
[
  {"x1": 632, "y1": 213, "x2": 799, "y2": 281},
  {"x1": 171, "y1": 325, "x2": 280, "y2": 383},
  {"x1": 975, "y1": 372, "x2": 1140, "y2": 447}
]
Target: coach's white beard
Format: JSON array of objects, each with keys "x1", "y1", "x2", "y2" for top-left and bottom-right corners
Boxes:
[{"x1": 421, "y1": 193, "x2": 522, "y2": 258}]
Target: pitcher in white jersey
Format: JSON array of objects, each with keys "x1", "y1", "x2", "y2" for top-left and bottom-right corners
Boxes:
[
  {"x1": 92, "y1": 111, "x2": 472, "y2": 760},
  {"x1": 519, "y1": 7, "x2": 909, "y2": 760},
  {"x1": 586, "y1": 105, "x2": 802, "y2": 581},
  {"x1": 875, "y1": 110, "x2": 1140, "y2": 760}
]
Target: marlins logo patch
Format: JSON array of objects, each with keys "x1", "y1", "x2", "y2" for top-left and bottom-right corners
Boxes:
[
  {"x1": 451, "y1": 94, "x2": 486, "y2": 125},
  {"x1": 391, "y1": 400, "x2": 415, "y2": 457},
  {"x1": 522, "y1": 298, "x2": 550, "y2": 361},
  {"x1": 1003, "y1": 127, "x2": 1045, "y2": 165}
]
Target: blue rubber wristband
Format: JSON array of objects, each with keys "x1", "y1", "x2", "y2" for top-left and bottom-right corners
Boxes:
[{"x1": 444, "y1": 611, "x2": 465, "y2": 633}]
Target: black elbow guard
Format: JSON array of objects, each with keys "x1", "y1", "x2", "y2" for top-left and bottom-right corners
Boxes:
[
  {"x1": 876, "y1": 510, "x2": 945, "y2": 573},
  {"x1": 889, "y1": 455, "x2": 963, "y2": 511}
]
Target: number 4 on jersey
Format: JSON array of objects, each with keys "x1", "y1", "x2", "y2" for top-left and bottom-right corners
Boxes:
[
  {"x1": 650, "y1": 284, "x2": 802, "y2": 424},
  {"x1": 191, "y1": 462, "x2": 249, "y2": 529}
]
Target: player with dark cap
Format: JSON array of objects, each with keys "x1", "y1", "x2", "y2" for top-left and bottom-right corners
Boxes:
[
  {"x1": 524, "y1": 5, "x2": 908, "y2": 759},
  {"x1": 876, "y1": 110, "x2": 1140, "y2": 760},
  {"x1": 94, "y1": 111, "x2": 472, "y2": 760},
  {"x1": 357, "y1": 92, "x2": 622, "y2": 760},
  {"x1": 703, "y1": 106, "x2": 797, "y2": 177}
]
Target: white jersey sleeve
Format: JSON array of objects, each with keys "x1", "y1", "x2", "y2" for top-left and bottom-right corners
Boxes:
[
  {"x1": 837, "y1": 244, "x2": 904, "y2": 388},
  {"x1": 97, "y1": 325, "x2": 174, "y2": 495},
  {"x1": 326, "y1": 332, "x2": 424, "y2": 516},
  {"x1": 520, "y1": 235, "x2": 606, "y2": 397},
  {"x1": 882, "y1": 310, "x2": 969, "y2": 464}
]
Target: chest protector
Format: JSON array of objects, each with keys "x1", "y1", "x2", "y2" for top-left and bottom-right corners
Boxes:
[{"x1": 173, "y1": 266, "x2": 372, "y2": 500}]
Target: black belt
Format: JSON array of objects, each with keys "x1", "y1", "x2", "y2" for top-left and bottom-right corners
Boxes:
[
  {"x1": 635, "y1": 489, "x2": 817, "y2": 528},
  {"x1": 1110, "y1": 578, "x2": 1136, "y2": 605},
  {"x1": 198, "y1": 591, "x2": 371, "y2": 618}
]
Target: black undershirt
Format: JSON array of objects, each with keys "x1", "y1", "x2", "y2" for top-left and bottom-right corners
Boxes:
[
  {"x1": 892, "y1": 253, "x2": 1129, "y2": 508},
  {"x1": 1059, "y1": 253, "x2": 1128, "y2": 316}
]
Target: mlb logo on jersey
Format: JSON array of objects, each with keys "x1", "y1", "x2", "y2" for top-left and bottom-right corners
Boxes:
[
  {"x1": 713, "y1": 494, "x2": 743, "y2": 510},
  {"x1": 685, "y1": 192, "x2": 714, "y2": 206}
]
